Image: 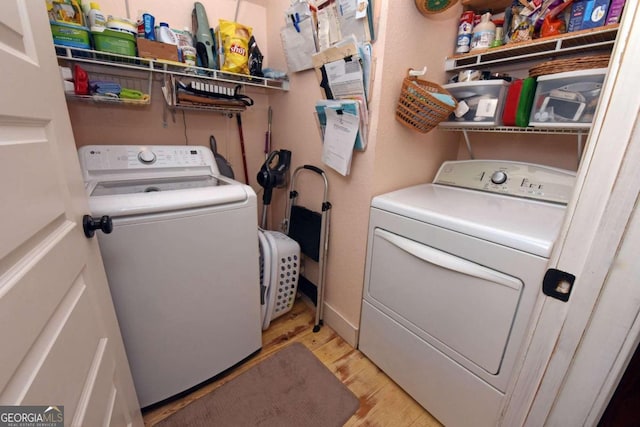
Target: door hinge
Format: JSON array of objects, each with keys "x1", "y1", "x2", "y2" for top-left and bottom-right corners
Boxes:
[{"x1": 542, "y1": 268, "x2": 576, "y2": 302}]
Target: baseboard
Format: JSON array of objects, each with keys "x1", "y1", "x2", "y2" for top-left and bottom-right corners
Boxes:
[
  {"x1": 323, "y1": 301, "x2": 359, "y2": 348},
  {"x1": 297, "y1": 294, "x2": 360, "y2": 347}
]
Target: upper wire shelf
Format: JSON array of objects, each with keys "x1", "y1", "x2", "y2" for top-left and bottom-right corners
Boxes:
[
  {"x1": 55, "y1": 46, "x2": 289, "y2": 91},
  {"x1": 438, "y1": 126, "x2": 588, "y2": 134}
]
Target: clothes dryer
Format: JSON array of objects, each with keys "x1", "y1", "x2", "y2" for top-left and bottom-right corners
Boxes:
[{"x1": 359, "y1": 160, "x2": 575, "y2": 427}]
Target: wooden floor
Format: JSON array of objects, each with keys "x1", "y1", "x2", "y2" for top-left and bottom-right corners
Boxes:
[{"x1": 143, "y1": 297, "x2": 442, "y2": 426}]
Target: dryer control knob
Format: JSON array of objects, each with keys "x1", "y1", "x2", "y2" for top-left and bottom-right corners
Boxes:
[
  {"x1": 138, "y1": 149, "x2": 156, "y2": 164},
  {"x1": 491, "y1": 170, "x2": 508, "y2": 185}
]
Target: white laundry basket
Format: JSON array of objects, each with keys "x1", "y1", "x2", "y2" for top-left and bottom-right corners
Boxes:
[{"x1": 258, "y1": 229, "x2": 300, "y2": 330}]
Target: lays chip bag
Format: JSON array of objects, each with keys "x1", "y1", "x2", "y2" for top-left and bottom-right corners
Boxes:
[{"x1": 219, "y1": 19, "x2": 252, "y2": 75}]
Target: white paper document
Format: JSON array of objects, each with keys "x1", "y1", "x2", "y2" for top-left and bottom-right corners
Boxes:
[
  {"x1": 280, "y1": 17, "x2": 317, "y2": 72},
  {"x1": 324, "y1": 57, "x2": 365, "y2": 99},
  {"x1": 316, "y1": 6, "x2": 342, "y2": 51},
  {"x1": 337, "y1": 0, "x2": 371, "y2": 42},
  {"x1": 322, "y1": 108, "x2": 359, "y2": 176}
]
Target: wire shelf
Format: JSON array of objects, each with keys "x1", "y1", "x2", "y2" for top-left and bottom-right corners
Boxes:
[
  {"x1": 55, "y1": 45, "x2": 289, "y2": 91},
  {"x1": 61, "y1": 64, "x2": 152, "y2": 106},
  {"x1": 64, "y1": 94, "x2": 151, "y2": 105},
  {"x1": 161, "y1": 74, "x2": 249, "y2": 114},
  {"x1": 438, "y1": 125, "x2": 588, "y2": 134}
]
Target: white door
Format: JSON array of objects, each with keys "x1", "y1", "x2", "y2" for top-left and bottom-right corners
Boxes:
[
  {"x1": 500, "y1": 1, "x2": 640, "y2": 425},
  {"x1": 0, "y1": 2, "x2": 142, "y2": 426}
]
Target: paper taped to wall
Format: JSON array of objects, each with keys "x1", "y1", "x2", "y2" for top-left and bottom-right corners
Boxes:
[
  {"x1": 321, "y1": 107, "x2": 359, "y2": 176},
  {"x1": 281, "y1": 17, "x2": 317, "y2": 72}
]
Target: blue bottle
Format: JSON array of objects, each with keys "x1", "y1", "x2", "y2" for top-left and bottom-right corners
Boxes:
[{"x1": 143, "y1": 13, "x2": 155, "y2": 40}]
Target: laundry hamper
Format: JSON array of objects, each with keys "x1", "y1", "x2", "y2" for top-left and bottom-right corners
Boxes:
[
  {"x1": 258, "y1": 229, "x2": 300, "y2": 330},
  {"x1": 396, "y1": 68, "x2": 456, "y2": 133}
]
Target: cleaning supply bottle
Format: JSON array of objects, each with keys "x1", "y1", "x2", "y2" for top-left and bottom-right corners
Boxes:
[
  {"x1": 174, "y1": 27, "x2": 194, "y2": 48},
  {"x1": 137, "y1": 12, "x2": 155, "y2": 40},
  {"x1": 456, "y1": 11, "x2": 475, "y2": 54},
  {"x1": 88, "y1": 2, "x2": 107, "y2": 32},
  {"x1": 156, "y1": 22, "x2": 178, "y2": 45},
  {"x1": 174, "y1": 28, "x2": 196, "y2": 66},
  {"x1": 490, "y1": 20, "x2": 504, "y2": 48},
  {"x1": 470, "y1": 12, "x2": 496, "y2": 51}
]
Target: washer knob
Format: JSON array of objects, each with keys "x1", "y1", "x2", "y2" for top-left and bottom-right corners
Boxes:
[
  {"x1": 138, "y1": 149, "x2": 156, "y2": 164},
  {"x1": 491, "y1": 170, "x2": 508, "y2": 185}
]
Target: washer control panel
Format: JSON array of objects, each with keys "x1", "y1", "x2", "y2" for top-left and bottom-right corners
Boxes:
[
  {"x1": 79, "y1": 145, "x2": 215, "y2": 174},
  {"x1": 434, "y1": 160, "x2": 576, "y2": 204}
]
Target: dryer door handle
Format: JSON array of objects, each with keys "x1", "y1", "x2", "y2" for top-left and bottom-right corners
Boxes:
[
  {"x1": 83, "y1": 214, "x2": 113, "y2": 238},
  {"x1": 375, "y1": 229, "x2": 521, "y2": 290}
]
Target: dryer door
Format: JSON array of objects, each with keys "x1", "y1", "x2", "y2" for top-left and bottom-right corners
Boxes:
[{"x1": 366, "y1": 227, "x2": 523, "y2": 375}]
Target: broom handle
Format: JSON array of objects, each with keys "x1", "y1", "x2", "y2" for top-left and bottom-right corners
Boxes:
[
  {"x1": 236, "y1": 113, "x2": 250, "y2": 184},
  {"x1": 265, "y1": 106, "x2": 272, "y2": 158}
]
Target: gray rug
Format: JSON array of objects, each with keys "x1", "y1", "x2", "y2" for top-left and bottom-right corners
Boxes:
[{"x1": 155, "y1": 342, "x2": 360, "y2": 427}]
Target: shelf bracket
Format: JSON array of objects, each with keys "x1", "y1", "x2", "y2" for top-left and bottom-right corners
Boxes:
[
  {"x1": 577, "y1": 131, "x2": 585, "y2": 166},
  {"x1": 162, "y1": 100, "x2": 178, "y2": 128},
  {"x1": 462, "y1": 129, "x2": 475, "y2": 159}
]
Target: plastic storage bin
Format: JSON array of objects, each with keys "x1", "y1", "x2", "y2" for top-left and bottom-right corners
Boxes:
[
  {"x1": 92, "y1": 29, "x2": 136, "y2": 56},
  {"x1": 50, "y1": 22, "x2": 91, "y2": 49},
  {"x1": 440, "y1": 79, "x2": 510, "y2": 127},
  {"x1": 529, "y1": 68, "x2": 607, "y2": 128}
]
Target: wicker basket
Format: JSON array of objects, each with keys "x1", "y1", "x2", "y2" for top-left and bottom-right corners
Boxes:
[
  {"x1": 529, "y1": 54, "x2": 610, "y2": 77},
  {"x1": 395, "y1": 71, "x2": 456, "y2": 133}
]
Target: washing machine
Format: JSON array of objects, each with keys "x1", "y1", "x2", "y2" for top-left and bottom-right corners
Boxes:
[
  {"x1": 359, "y1": 160, "x2": 576, "y2": 427},
  {"x1": 78, "y1": 145, "x2": 262, "y2": 409}
]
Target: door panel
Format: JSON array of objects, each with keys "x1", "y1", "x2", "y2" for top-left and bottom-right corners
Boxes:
[
  {"x1": 16, "y1": 280, "x2": 98, "y2": 411},
  {"x1": 0, "y1": 123, "x2": 67, "y2": 259},
  {"x1": 0, "y1": 224, "x2": 80, "y2": 391},
  {"x1": 0, "y1": 1, "x2": 30, "y2": 55},
  {"x1": 368, "y1": 228, "x2": 522, "y2": 375},
  {"x1": 0, "y1": 2, "x2": 142, "y2": 425},
  {"x1": 73, "y1": 338, "x2": 114, "y2": 426}
]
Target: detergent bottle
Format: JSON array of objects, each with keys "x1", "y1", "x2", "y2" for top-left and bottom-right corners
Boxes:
[
  {"x1": 156, "y1": 22, "x2": 178, "y2": 45},
  {"x1": 88, "y1": 2, "x2": 107, "y2": 32},
  {"x1": 470, "y1": 12, "x2": 496, "y2": 51}
]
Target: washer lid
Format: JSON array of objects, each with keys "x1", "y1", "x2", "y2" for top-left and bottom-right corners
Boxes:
[
  {"x1": 87, "y1": 175, "x2": 251, "y2": 217},
  {"x1": 372, "y1": 183, "x2": 567, "y2": 258},
  {"x1": 91, "y1": 175, "x2": 225, "y2": 196}
]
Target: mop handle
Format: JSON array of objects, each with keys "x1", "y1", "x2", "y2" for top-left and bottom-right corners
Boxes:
[
  {"x1": 265, "y1": 106, "x2": 272, "y2": 157},
  {"x1": 236, "y1": 113, "x2": 250, "y2": 184}
]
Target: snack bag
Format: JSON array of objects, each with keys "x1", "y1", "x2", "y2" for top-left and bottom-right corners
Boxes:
[
  {"x1": 219, "y1": 19, "x2": 252, "y2": 75},
  {"x1": 508, "y1": 5, "x2": 534, "y2": 43}
]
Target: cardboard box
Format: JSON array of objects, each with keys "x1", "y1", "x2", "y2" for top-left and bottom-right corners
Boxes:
[
  {"x1": 568, "y1": 0, "x2": 610, "y2": 32},
  {"x1": 605, "y1": 0, "x2": 626, "y2": 24},
  {"x1": 136, "y1": 38, "x2": 179, "y2": 62}
]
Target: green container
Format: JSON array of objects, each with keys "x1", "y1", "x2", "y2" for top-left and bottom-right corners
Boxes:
[
  {"x1": 50, "y1": 21, "x2": 90, "y2": 49},
  {"x1": 92, "y1": 29, "x2": 136, "y2": 56},
  {"x1": 515, "y1": 78, "x2": 537, "y2": 128}
]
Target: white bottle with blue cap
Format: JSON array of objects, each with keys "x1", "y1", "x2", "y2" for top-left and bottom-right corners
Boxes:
[
  {"x1": 156, "y1": 22, "x2": 178, "y2": 45},
  {"x1": 470, "y1": 12, "x2": 496, "y2": 51}
]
